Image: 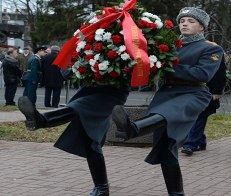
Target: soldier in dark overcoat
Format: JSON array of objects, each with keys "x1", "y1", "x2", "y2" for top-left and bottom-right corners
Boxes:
[
  {"x1": 22, "y1": 46, "x2": 47, "y2": 106},
  {"x1": 112, "y1": 7, "x2": 224, "y2": 196},
  {"x1": 18, "y1": 84, "x2": 129, "y2": 196},
  {"x1": 181, "y1": 55, "x2": 226, "y2": 155}
]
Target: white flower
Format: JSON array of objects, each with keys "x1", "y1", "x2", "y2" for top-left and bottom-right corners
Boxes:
[
  {"x1": 95, "y1": 28, "x2": 105, "y2": 35},
  {"x1": 103, "y1": 32, "x2": 112, "y2": 41},
  {"x1": 155, "y1": 20, "x2": 163, "y2": 29},
  {"x1": 99, "y1": 61, "x2": 109, "y2": 70},
  {"x1": 121, "y1": 53, "x2": 130, "y2": 61},
  {"x1": 141, "y1": 17, "x2": 152, "y2": 23},
  {"x1": 118, "y1": 45, "x2": 126, "y2": 53},
  {"x1": 89, "y1": 59, "x2": 96, "y2": 66},
  {"x1": 72, "y1": 64, "x2": 82, "y2": 79},
  {"x1": 142, "y1": 12, "x2": 154, "y2": 18},
  {"x1": 89, "y1": 17, "x2": 99, "y2": 24},
  {"x1": 84, "y1": 50, "x2": 93, "y2": 55},
  {"x1": 73, "y1": 29, "x2": 80, "y2": 36},
  {"x1": 77, "y1": 41, "x2": 86, "y2": 52},
  {"x1": 95, "y1": 34, "x2": 103, "y2": 41},
  {"x1": 94, "y1": 54, "x2": 100, "y2": 61},
  {"x1": 149, "y1": 55, "x2": 158, "y2": 67},
  {"x1": 120, "y1": 30, "x2": 123, "y2": 35},
  {"x1": 156, "y1": 61, "x2": 162, "y2": 68},
  {"x1": 153, "y1": 15, "x2": 161, "y2": 21}
]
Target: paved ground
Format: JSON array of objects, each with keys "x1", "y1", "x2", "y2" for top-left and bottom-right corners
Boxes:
[
  {"x1": 0, "y1": 109, "x2": 231, "y2": 195},
  {"x1": 0, "y1": 137, "x2": 231, "y2": 196},
  {"x1": 0, "y1": 85, "x2": 231, "y2": 195}
]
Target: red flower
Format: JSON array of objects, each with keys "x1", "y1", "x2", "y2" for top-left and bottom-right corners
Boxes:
[
  {"x1": 100, "y1": 23, "x2": 110, "y2": 29},
  {"x1": 150, "y1": 66, "x2": 157, "y2": 72},
  {"x1": 138, "y1": 20, "x2": 149, "y2": 28},
  {"x1": 172, "y1": 58, "x2": 180, "y2": 66},
  {"x1": 84, "y1": 43, "x2": 93, "y2": 50},
  {"x1": 121, "y1": 67, "x2": 132, "y2": 73},
  {"x1": 94, "y1": 72, "x2": 103, "y2": 79},
  {"x1": 93, "y1": 63, "x2": 99, "y2": 72},
  {"x1": 164, "y1": 20, "x2": 174, "y2": 29},
  {"x1": 85, "y1": 54, "x2": 94, "y2": 61},
  {"x1": 107, "y1": 50, "x2": 118, "y2": 59},
  {"x1": 94, "y1": 43, "x2": 103, "y2": 52},
  {"x1": 111, "y1": 35, "x2": 122, "y2": 45},
  {"x1": 72, "y1": 51, "x2": 79, "y2": 59},
  {"x1": 159, "y1": 44, "x2": 169, "y2": 53},
  {"x1": 109, "y1": 71, "x2": 120, "y2": 78},
  {"x1": 77, "y1": 66, "x2": 87, "y2": 74},
  {"x1": 175, "y1": 40, "x2": 183, "y2": 48},
  {"x1": 87, "y1": 34, "x2": 95, "y2": 43}
]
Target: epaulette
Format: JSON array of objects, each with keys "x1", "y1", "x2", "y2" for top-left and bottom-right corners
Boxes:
[{"x1": 205, "y1": 40, "x2": 218, "y2": 46}]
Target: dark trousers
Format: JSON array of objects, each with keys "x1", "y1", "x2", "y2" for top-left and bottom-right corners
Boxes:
[
  {"x1": 183, "y1": 116, "x2": 208, "y2": 150},
  {"x1": 5, "y1": 83, "x2": 17, "y2": 105},
  {"x1": 44, "y1": 86, "x2": 62, "y2": 108},
  {"x1": 23, "y1": 80, "x2": 38, "y2": 106}
]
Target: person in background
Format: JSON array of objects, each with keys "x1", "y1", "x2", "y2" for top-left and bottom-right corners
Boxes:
[
  {"x1": 181, "y1": 55, "x2": 226, "y2": 155},
  {"x1": 22, "y1": 46, "x2": 47, "y2": 106},
  {"x1": 2, "y1": 47, "x2": 22, "y2": 105},
  {"x1": 18, "y1": 46, "x2": 33, "y2": 75},
  {"x1": 41, "y1": 45, "x2": 64, "y2": 108},
  {"x1": 111, "y1": 7, "x2": 224, "y2": 196}
]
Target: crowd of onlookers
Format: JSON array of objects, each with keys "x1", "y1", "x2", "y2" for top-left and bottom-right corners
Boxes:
[{"x1": 0, "y1": 45, "x2": 69, "y2": 107}]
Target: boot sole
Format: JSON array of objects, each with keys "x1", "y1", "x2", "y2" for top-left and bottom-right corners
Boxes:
[{"x1": 18, "y1": 96, "x2": 37, "y2": 131}]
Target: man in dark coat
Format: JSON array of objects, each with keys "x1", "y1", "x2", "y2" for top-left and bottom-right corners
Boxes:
[
  {"x1": 2, "y1": 47, "x2": 21, "y2": 105},
  {"x1": 22, "y1": 46, "x2": 47, "y2": 106},
  {"x1": 181, "y1": 56, "x2": 226, "y2": 155},
  {"x1": 41, "y1": 45, "x2": 64, "y2": 108},
  {"x1": 111, "y1": 7, "x2": 224, "y2": 196}
]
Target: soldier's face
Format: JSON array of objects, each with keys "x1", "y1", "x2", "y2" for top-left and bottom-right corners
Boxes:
[{"x1": 179, "y1": 17, "x2": 204, "y2": 37}]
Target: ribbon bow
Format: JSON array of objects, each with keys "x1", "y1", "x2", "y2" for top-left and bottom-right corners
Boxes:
[{"x1": 53, "y1": 0, "x2": 150, "y2": 86}]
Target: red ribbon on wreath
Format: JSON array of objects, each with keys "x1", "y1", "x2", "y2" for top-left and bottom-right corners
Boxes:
[{"x1": 53, "y1": 0, "x2": 150, "y2": 86}]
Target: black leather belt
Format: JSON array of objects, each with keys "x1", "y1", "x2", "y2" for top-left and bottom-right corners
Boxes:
[{"x1": 165, "y1": 79, "x2": 206, "y2": 86}]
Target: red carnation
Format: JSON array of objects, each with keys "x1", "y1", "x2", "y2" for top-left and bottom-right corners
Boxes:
[
  {"x1": 77, "y1": 66, "x2": 87, "y2": 74},
  {"x1": 85, "y1": 54, "x2": 94, "y2": 61},
  {"x1": 107, "y1": 50, "x2": 118, "y2": 59},
  {"x1": 109, "y1": 71, "x2": 120, "y2": 78},
  {"x1": 72, "y1": 51, "x2": 79, "y2": 59},
  {"x1": 94, "y1": 72, "x2": 103, "y2": 79},
  {"x1": 111, "y1": 35, "x2": 122, "y2": 45},
  {"x1": 148, "y1": 23, "x2": 157, "y2": 29},
  {"x1": 100, "y1": 23, "x2": 110, "y2": 29},
  {"x1": 94, "y1": 43, "x2": 103, "y2": 52},
  {"x1": 159, "y1": 44, "x2": 169, "y2": 53},
  {"x1": 122, "y1": 67, "x2": 132, "y2": 73},
  {"x1": 175, "y1": 40, "x2": 183, "y2": 48},
  {"x1": 164, "y1": 20, "x2": 174, "y2": 29},
  {"x1": 93, "y1": 63, "x2": 99, "y2": 72},
  {"x1": 84, "y1": 43, "x2": 93, "y2": 50},
  {"x1": 150, "y1": 66, "x2": 157, "y2": 72},
  {"x1": 87, "y1": 34, "x2": 95, "y2": 43},
  {"x1": 172, "y1": 58, "x2": 180, "y2": 66},
  {"x1": 138, "y1": 20, "x2": 149, "y2": 28}
]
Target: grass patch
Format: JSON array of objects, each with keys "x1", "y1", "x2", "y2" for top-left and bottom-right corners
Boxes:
[
  {"x1": 0, "y1": 121, "x2": 67, "y2": 142},
  {"x1": 0, "y1": 114, "x2": 231, "y2": 143},
  {"x1": 0, "y1": 105, "x2": 19, "y2": 111},
  {"x1": 205, "y1": 114, "x2": 231, "y2": 140}
]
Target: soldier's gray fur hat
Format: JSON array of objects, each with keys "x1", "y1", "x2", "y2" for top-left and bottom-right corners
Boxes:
[{"x1": 176, "y1": 7, "x2": 210, "y2": 29}]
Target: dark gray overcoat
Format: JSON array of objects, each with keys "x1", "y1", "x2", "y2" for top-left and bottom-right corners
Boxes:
[
  {"x1": 54, "y1": 85, "x2": 129, "y2": 158},
  {"x1": 145, "y1": 39, "x2": 224, "y2": 164}
]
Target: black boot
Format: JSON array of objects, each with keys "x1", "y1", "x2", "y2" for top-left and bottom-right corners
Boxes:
[
  {"x1": 112, "y1": 105, "x2": 166, "y2": 140},
  {"x1": 87, "y1": 150, "x2": 109, "y2": 196},
  {"x1": 161, "y1": 164, "x2": 185, "y2": 196},
  {"x1": 18, "y1": 96, "x2": 75, "y2": 131}
]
